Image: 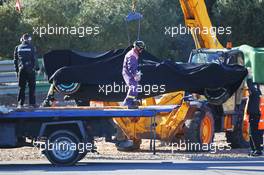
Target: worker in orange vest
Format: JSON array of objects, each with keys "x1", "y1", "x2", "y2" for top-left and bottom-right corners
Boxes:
[{"x1": 247, "y1": 69, "x2": 263, "y2": 156}]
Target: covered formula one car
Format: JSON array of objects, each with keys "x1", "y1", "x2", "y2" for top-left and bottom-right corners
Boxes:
[{"x1": 43, "y1": 47, "x2": 248, "y2": 104}]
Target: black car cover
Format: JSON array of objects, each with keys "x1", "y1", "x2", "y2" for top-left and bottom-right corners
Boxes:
[{"x1": 43, "y1": 48, "x2": 248, "y2": 103}]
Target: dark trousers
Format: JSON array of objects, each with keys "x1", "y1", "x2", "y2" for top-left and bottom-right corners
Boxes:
[
  {"x1": 18, "y1": 68, "x2": 36, "y2": 105},
  {"x1": 249, "y1": 115, "x2": 263, "y2": 152}
]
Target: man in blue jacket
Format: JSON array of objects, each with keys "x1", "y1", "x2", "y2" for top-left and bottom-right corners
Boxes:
[{"x1": 14, "y1": 33, "x2": 39, "y2": 108}]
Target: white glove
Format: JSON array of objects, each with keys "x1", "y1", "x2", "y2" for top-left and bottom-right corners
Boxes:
[{"x1": 134, "y1": 71, "x2": 142, "y2": 82}]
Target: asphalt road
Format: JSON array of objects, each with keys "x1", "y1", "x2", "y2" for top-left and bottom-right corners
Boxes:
[{"x1": 0, "y1": 159, "x2": 263, "y2": 175}]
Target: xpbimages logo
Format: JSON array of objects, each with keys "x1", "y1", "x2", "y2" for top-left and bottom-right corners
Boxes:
[
  {"x1": 169, "y1": 140, "x2": 232, "y2": 154},
  {"x1": 32, "y1": 24, "x2": 100, "y2": 38},
  {"x1": 32, "y1": 140, "x2": 95, "y2": 154},
  {"x1": 98, "y1": 82, "x2": 166, "y2": 96},
  {"x1": 164, "y1": 24, "x2": 232, "y2": 37}
]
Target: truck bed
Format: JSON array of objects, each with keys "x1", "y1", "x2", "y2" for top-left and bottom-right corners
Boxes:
[{"x1": 0, "y1": 105, "x2": 176, "y2": 119}]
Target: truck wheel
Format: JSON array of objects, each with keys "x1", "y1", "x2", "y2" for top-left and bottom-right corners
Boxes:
[
  {"x1": 78, "y1": 151, "x2": 88, "y2": 161},
  {"x1": 44, "y1": 130, "x2": 81, "y2": 166},
  {"x1": 226, "y1": 100, "x2": 249, "y2": 148},
  {"x1": 204, "y1": 88, "x2": 230, "y2": 105},
  {"x1": 54, "y1": 82, "x2": 80, "y2": 95},
  {"x1": 184, "y1": 108, "x2": 215, "y2": 151}
]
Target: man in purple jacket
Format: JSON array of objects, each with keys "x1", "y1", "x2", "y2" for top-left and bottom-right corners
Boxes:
[{"x1": 122, "y1": 40, "x2": 145, "y2": 108}]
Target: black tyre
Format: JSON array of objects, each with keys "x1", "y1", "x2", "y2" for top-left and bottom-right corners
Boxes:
[
  {"x1": 44, "y1": 130, "x2": 81, "y2": 166},
  {"x1": 54, "y1": 82, "x2": 80, "y2": 95},
  {"x1": 78, "y1": 151, "x2": 88, "y2": 161},
  {"x1": 226, "y1": 100, "x2": 249, "y2": 148},
  {"x1": 183, "y1": 108, "x2": 215, "y2": 152},
  {"x1": 77, "y1": 143, "x2": 95, "y2": 161},
  {"x1": 204, "y1": 88, "x2": 230, "y2": 105}
]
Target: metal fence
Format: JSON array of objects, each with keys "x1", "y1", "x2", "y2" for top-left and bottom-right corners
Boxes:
[{"x1": 0, "y1": 59, "x2": 50, "y2": 95}]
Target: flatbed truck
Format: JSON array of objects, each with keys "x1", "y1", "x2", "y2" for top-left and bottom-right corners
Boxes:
[{"x1": 0, "y1": 105, "x2": 174, "y2": 165}]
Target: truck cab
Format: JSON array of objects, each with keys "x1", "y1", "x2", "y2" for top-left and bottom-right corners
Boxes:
[{"x1": 189, "y1": 48, "x2": 244, "y2": 66}]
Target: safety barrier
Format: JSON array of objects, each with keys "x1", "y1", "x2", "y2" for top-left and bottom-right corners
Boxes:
[{"x1": 0, "y1": 59, "x2": 49, "y2": 95}]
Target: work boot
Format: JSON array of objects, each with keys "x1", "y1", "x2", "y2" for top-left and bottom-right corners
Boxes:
[
  {"x1": 129, "y1": 99, "x2": 140, "y2": 109},
  {"x1": 133, "y1": 99, "x2": 140, "y2": 106},
  {"x1": 17, "y1": 104, "x2": 23, "y2": 109},
  {"x1": 251, "y1": 150, "x2": 263, "y2": 157},
  {"x1": 123, "y1": 98, "x2": 139, "y2": 109},
  {"x1": 248, "y1": 150, "x2": 255, "y2": 156}
]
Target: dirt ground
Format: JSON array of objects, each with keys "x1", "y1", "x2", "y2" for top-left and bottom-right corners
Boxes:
[{"x1": 0, "y1": 133, "x2": 257, "y2": 161}]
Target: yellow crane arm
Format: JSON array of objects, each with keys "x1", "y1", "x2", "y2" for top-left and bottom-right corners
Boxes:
[{"x1": 179, "y1": 0, "x2": 223, "y2": 49}]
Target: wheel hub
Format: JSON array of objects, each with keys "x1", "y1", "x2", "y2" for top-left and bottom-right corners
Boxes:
[
  {"x1": 51, "y1": 137, "x2": 75, "y2": 160},
  {"x1": 200, "y1": 115, "x2": 212, "y2": 144}
]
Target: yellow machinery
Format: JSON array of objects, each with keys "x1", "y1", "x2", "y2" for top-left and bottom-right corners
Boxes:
[
  {"x1": 179, "y1": 0, "x2": 223, "y2": 49},
  {"x1": 100, "y1": 0, "x2": 249, "y2": 150},
  {"x1": 180, "y1": 0, "x2": 250, "y2": 148}
]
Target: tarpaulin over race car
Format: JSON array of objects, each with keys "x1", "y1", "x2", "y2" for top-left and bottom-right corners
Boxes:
[{"x1": 43, "y1": 48, "x2": 248, "y2": 103}]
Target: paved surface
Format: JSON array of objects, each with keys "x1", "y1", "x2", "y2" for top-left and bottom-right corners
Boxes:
[{"x1": 0, "y1": 159, "x2": 263, "y2": 175}]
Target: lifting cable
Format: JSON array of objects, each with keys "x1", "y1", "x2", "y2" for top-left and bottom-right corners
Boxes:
[{"x1": 125, "y1": 0, "x2": 143, "y2": 45}]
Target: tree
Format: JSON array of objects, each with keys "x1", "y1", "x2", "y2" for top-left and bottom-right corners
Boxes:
[
  {"x1": 0, "y1": 2, "x2": 29, "y2": 59},
  {"x1": 22, "y1": 0, "x2": 83, "y2": 54},
  {"x1": 4, "y1": 0, "x2": 264, "y2": 61},
  {"x1": 212, "y1": 0, "x2": 264, "y2": 47}
]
